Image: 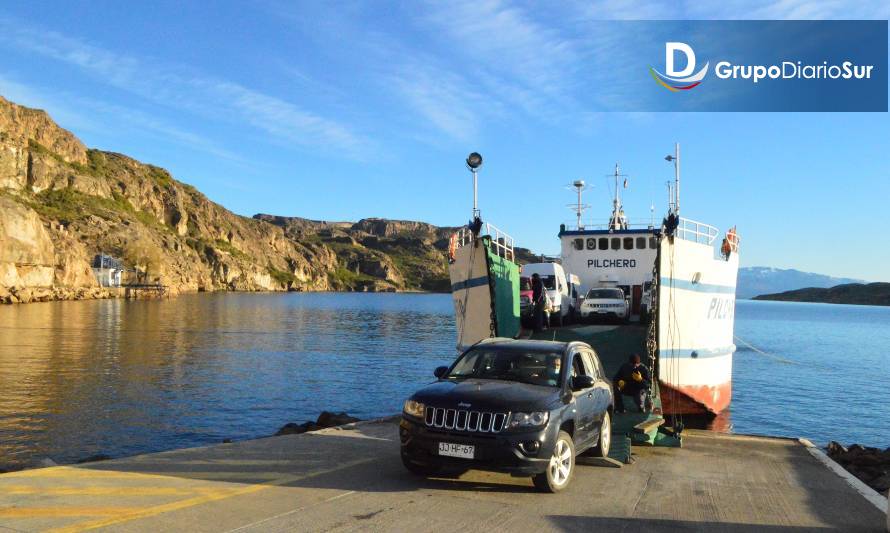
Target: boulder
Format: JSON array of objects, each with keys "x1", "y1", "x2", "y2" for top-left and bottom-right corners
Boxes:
[
  {"x1": 827, "y1": 441, "x2": 847, "y2": 457},
  {"x1": 316, "y1": 411, "x2": 360, "y2": 428},
  {"x1": 274, "y1": 412, "x2": 361, "y2": 437},
  {"x1": 851, "y1": 454, "x2": 884, "y2": 467},
  {"x1": 15, "y1": 287, "x2": 32, "y2": 304},
  {"x1": 274, "y1": 422, "x2": 321, "y2": 436}
]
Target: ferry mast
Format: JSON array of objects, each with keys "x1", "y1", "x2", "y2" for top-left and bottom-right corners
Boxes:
[
  {"x1": 665, "y1": 143, "x2": 680, "y2": 215},
  {"x1": 568, "y1": 180, "x2": 590, "y2": 230},
  {"x1": 608, "y1": 163, "x2": 629, "y2": 230}
]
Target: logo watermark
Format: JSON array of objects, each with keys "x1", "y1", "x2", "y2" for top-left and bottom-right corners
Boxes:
[
  {"x1": 628, "y1": 21, "x2": 887, "y2": 111},
  {"x1": 650, "y1": 42, "x2": 709, "y2": 91}
]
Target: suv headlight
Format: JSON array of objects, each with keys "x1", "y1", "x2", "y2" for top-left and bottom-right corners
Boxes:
[
  {"x1": 508, "y1": 411, "x2": 549, "y2": 428},
  {"x1": 403, "y1": 400, "x2": 425, "y2": 419}
]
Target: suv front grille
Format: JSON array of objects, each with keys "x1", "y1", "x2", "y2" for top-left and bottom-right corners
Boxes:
[{"x1": 424, "y1": 407, "x2": 508, "y2": 433}]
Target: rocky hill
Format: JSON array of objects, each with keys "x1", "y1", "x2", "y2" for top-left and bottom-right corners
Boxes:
[
  {"x1": 0, "y1": 95, "x2": 528, "y2": 303},
  {"x1": 753, "y1": 282, "x2": 890, "y2": 306}
]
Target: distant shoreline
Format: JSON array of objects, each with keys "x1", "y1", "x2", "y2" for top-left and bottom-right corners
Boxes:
[
  {"x1": 753, "y1": 282, "x2": 890, "y2": 307},
  {"x1": 0, "y1": 287, "x2": 446, "y2": 305}
]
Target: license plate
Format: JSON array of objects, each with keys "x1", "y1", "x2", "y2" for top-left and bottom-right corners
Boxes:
[{"x1": 438, "y1": 442, "x2": 474, "y2": 459}]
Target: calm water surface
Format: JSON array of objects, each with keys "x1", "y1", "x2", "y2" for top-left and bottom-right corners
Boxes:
[{"x1": 0, "y1": 294, "x2": 887, "y2": 469}]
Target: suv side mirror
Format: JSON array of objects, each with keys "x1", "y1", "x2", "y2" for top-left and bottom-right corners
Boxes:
[
  {"x1": 572, "y1": 375, "x2": 594, "y2": 390},
  {"x1": 434, "y1": 366, "x2": 449, "y2": 378}
]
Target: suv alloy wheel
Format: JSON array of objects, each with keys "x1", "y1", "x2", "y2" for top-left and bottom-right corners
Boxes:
[
  {"x1": 590, "y1": 411, "x2": 611, "y2": 458},
  {"x1": 533, "y1": 430, "x2": 575, "y2": 492}
]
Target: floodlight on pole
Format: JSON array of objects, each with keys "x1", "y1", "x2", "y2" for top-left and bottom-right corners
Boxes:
[{"x1": 466, "y1": 152, "x2": 483, "y2": 220}]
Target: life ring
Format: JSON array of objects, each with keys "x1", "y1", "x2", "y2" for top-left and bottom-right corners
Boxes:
[{"x1": 448, "y1": 234, "x2": 458, "y2": 262}]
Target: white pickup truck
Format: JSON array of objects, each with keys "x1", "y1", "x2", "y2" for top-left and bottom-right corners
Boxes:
[{"x1": 579, "y1": 288, "x2": 629, "y2": 323}]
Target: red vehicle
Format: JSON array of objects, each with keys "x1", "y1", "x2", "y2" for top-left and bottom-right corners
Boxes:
[{"x1": 519, "y1": 276, "x2": 534, "y2": 323}]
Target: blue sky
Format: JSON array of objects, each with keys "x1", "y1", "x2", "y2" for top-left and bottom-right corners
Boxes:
[{"x1": 0, "y1": 1, "x2": 888, "y2": 281}]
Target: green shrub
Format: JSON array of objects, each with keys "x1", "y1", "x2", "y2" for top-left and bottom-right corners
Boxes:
[
  {"x1": 147, "y1": 165, "x2": 174, "y2": 189},
  {"x1": 213, "y1": 239, "x2": 247, "y2": 259},
  {"x1": 267, "y1": 266, "x2": 297, "y2": 286}
]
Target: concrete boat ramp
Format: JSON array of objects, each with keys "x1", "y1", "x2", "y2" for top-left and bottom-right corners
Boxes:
[{"x1": 0, "y1": 418, "x2": 886, "y2": 532}]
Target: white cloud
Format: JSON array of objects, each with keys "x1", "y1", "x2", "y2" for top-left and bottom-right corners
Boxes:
[
  {"x1": 568, "y1": 0, "x2": 890, "y2": 19},
  {"x1": 0, "y1": 18, "x2": 371, "y2": 159},
  {"x1": 0, "y1": 74, "x2": 248, "y2": 164}
]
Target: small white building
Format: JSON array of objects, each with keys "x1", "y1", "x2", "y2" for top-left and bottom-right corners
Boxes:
[
  {"x1": 93, "y1": 267, "x2": 122, "y2": 287},
  {"x1": 92, "y1": 254, "x2": 124, "y2": 288}
]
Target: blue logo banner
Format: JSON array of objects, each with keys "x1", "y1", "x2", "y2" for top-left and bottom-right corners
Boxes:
[{"x1": 589, "y1": 21, "x2": 887, "y2": 112}]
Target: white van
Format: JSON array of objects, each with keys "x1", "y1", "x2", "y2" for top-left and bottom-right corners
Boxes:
[{"x1": 521, "y1": 262, "x2": 573, "y2": 326}]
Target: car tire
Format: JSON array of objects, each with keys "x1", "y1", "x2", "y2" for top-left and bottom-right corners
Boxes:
[
  {"x1": 532, "y1": 430, "x2": 575, "y2": 493},
  {"x1": 590, "y1": 411, "x2": 612, "y2": 458},
  {"x1": 401, "y1": 452, "x2": 440, "y2": 477}
]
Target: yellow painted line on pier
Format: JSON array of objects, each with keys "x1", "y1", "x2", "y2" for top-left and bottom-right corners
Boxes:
[
  {"x1": 0, "y1": 507, "x2": 146, "y2": 518},
  {"x1": 2, "y1": 466, "x2": 188, "y2": 481},
  {"x1": 44, "y1": 457, "x2": 376, "y2": 533},
  {"x1": 3, "y1": 485, "x2": 218, "y2": 497},
  {"x1": 1, "y1": 466, "x2": 284, "y2": 481}
]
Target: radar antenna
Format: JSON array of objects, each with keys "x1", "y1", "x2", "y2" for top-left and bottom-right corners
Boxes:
[{"x1": 566, "y1": 180, "x2": 591, "y2": 230}]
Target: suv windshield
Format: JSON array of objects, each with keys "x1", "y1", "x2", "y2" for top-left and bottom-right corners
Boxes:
[
  {"x1": 586, "y1": 289, "x2": 624, "y2": 299},
  {"x1": 541, "y1": 275, "x2": 556, "y2": 290},
  {"x1": 445, "y1": 348, "x2": 563, "y2": 387},
  {"x1": 519, "y1": 277, "x2": 531, "y2": 291}
]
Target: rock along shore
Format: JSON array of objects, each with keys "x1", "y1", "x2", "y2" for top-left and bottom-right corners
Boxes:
[{"x1": 827, "y1": 441, "x2": 890, "y2": 497}]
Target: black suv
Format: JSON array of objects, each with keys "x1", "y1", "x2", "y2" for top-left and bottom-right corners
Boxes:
[{"x1": 399, "y1": 338, "x2": 613, "y2": 492}]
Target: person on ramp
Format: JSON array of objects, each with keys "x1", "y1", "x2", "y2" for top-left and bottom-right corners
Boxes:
[
  {"x1": 531, "y1": 273, "x2": 547, "y2": 332},
  {"x1": 613, "y1": 354, "x2": 651, "y2": 413}
]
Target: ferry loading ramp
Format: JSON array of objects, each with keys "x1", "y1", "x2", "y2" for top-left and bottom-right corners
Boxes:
[{"x1": 0, "y1": 418, "x2": 885, "y2": 532}]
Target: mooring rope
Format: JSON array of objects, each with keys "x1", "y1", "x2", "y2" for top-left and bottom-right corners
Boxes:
[{"x1": 733, "y1": 335, "x2": 802, "y2": 366}]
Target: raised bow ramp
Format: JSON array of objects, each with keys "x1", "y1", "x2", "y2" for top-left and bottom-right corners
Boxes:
[{"x1": 448, "y1": 224, "x2": 520, "y2": 350}]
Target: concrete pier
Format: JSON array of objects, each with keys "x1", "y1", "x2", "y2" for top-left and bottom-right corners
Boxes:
[{"x1": 0, "y1": 418, "x2": 885, "y2": 532}]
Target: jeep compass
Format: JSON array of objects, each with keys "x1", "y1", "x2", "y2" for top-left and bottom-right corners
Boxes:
[{"x1": 400, "y1": 338, "x2": 613, "y2": 492}]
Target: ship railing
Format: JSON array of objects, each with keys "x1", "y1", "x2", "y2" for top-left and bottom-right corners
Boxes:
[
  {"x1": 452, "y1": 223, "x2": 515, "y2": 262},
  {"x1": 676, "y1": 217, "x2": 719, "y2": 245},
  {"x1": 562, "y1": 219, "x2": 657, "y2": 231}
]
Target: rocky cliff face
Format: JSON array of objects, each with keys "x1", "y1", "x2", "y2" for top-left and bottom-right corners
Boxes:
[
  {"x1": 254, "y1": 214, "x2": 458, "y2": 292},
  {"x1": 0, "y1": 95, "x2": 496, "y2": 303}
]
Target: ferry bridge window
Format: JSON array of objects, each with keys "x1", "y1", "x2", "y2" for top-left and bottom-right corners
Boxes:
[
  {"x1": 598, "y1": 237, "x2": 608, "y2": 250},
  {"x1": 586, "y1": 238, "x2": 596, "y2": 250},
  {"x1": 636, "y1": 237, "x2": 646, "y2": 249},
  {"x1": 623, "y1": 237, "x2": 633, "y2": 250},
  {"x1": 649, "y1": 237, "x2": 657, "y2": 249},
  {"x1": 610, "y1": 238, "x2": 620, "y2": 250},
  {"x1": 573, "y1": 238, "x2": 583, "y2": 250}
]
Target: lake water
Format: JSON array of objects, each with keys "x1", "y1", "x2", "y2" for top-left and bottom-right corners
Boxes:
[{"x1": 0, "y1": 293, "x2": 888, "y2": 470}]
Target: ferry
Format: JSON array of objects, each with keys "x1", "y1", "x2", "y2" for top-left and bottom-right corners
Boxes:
[{"x1": 448, "y1": 145, "x2": 740, "y2": 427}]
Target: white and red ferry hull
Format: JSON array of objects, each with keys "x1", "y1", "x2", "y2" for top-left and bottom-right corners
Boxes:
[{"x1": 657, "y1": 235, "x2": 739, "y2": 415}]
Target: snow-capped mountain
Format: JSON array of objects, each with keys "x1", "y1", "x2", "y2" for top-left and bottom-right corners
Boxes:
[{"x1": 737, "y1": 267, "x2": 865, "y2": 299}]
